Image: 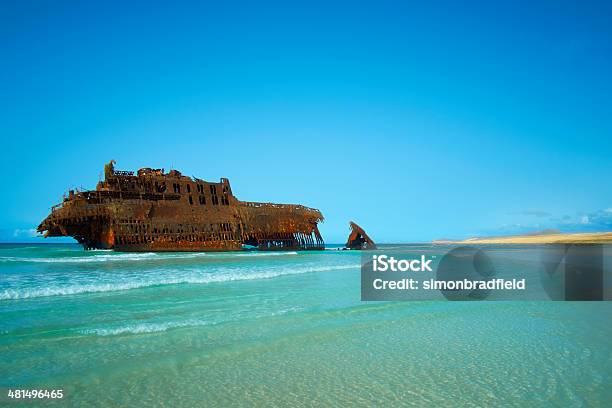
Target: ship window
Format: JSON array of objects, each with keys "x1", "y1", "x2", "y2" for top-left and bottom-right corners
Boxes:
[
  {"x1": 210, "y1": 185, "x2": 216, "y2": 195},
  {"x1": 187, "y1": 184, "x2": 191, "y2": 193},
  {"x1": 189, "y1": 196, "x2": 193, "y2": 205},
  {"x1": 199, "y1": 195, "x2": 205, "y2": 205}
]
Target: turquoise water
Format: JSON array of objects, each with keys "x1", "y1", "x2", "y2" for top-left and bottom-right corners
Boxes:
[{"x1": 0, "y1": 244, "x2": 610, "y2": 407}]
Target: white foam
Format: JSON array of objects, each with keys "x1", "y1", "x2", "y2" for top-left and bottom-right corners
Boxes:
[
  {"x1": 80, "y1": 319, "x2": 210, "y2": 336},
  {"x1": 0, "y1": 252, "x2": 159, "y2": 263},
  {"x1": 0, "y1": 251, "x2": 298, "y2": 263},
  {"x1": 234, "y1": 251, "x2": 297, "y2": 257},
  {"x1": 81, "y1": 307, "x2": 302, "y2": 336},
  {"x1": 0, "y1": 264, "x2": 359, "y2": 300}
]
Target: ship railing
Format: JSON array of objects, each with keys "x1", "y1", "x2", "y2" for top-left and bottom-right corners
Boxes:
[
  {"x1": 51, "y1": 202, "x2": 64, "y2": 211},
  {"x1": 241, "y1": 201, "x2": 319, "y2": 212},
  {"x1": 113, "y1": 170, "x2": 135, "y2": 176}
]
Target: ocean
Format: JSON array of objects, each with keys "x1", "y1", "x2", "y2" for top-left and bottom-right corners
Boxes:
[{"x1": 0, "y1": 243, "x2": 610, "y2": 407}]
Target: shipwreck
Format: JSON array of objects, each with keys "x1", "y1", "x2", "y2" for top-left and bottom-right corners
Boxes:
[
  {"x1": 38, "y1": 161, "x2": 325, "y2": 252},
  {"x1": 346, "y1": 221, "x2": 377, "y2": 250}
]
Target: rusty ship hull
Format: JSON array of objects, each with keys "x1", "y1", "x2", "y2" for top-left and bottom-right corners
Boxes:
[{"x1": 38, "y1": 161, "x2": 324, "y2": 252}]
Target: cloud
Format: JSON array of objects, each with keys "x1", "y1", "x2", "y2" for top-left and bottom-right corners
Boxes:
[
  {"x1": 13, "y1": 228, "x2": 38, "y2": 238},
  {"x1": 509, "y1": 210, "x2": 551, "y2": 218},
  {"x1": 556, "y1": 208, "x2": 612, "y2": 231},
  {"x1": 487, "y1": 207, "x2": 612, "y2": 237}
]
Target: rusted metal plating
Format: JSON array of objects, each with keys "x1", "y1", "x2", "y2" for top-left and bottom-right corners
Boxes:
[{"x1": 38, "y1": 161, "x2": 324, "y2": 251}]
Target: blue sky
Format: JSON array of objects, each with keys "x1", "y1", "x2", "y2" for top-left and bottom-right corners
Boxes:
[{"x1": 2, "y1": 0, "x2": 612, "y2": 243}]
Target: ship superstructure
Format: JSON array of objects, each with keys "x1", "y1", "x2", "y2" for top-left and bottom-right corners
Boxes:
[{"x1": 38, "y1": 161, "x2": 324, "y2": 251}]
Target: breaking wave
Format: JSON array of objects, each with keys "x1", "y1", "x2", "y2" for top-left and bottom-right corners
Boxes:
[
  {"x1": 234, "y1": 251, "x2": 297, "y2": 257},
  {"x1": 0, "y1": 253, "x2": 160, "y2": 263},
  {"x1": 0, "y1": 264, "x2": 358, "y2": 300},
  {"x1": 80, "y1": 319, "x2": 213, "y2": 336},
  {"x1": 80, "y1": 308, "x2": 302, "y2": 336},
  {"x1": 0, "y1": 251, "x2": 298, "y2": 264}
]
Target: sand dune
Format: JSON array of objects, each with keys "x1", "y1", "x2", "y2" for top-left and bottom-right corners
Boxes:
[{"x1": 434, "y1": 232, "x2": 612, "y2": 244}]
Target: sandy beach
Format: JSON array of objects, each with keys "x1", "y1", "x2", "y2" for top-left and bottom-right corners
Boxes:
[{"x1": 434, "y1": 232, "x2": 612, "y2": 244}]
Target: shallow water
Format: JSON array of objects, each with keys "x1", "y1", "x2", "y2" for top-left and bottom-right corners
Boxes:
[{"x1": 0, "y1": 244, "x2": 610, "y2": 407}]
